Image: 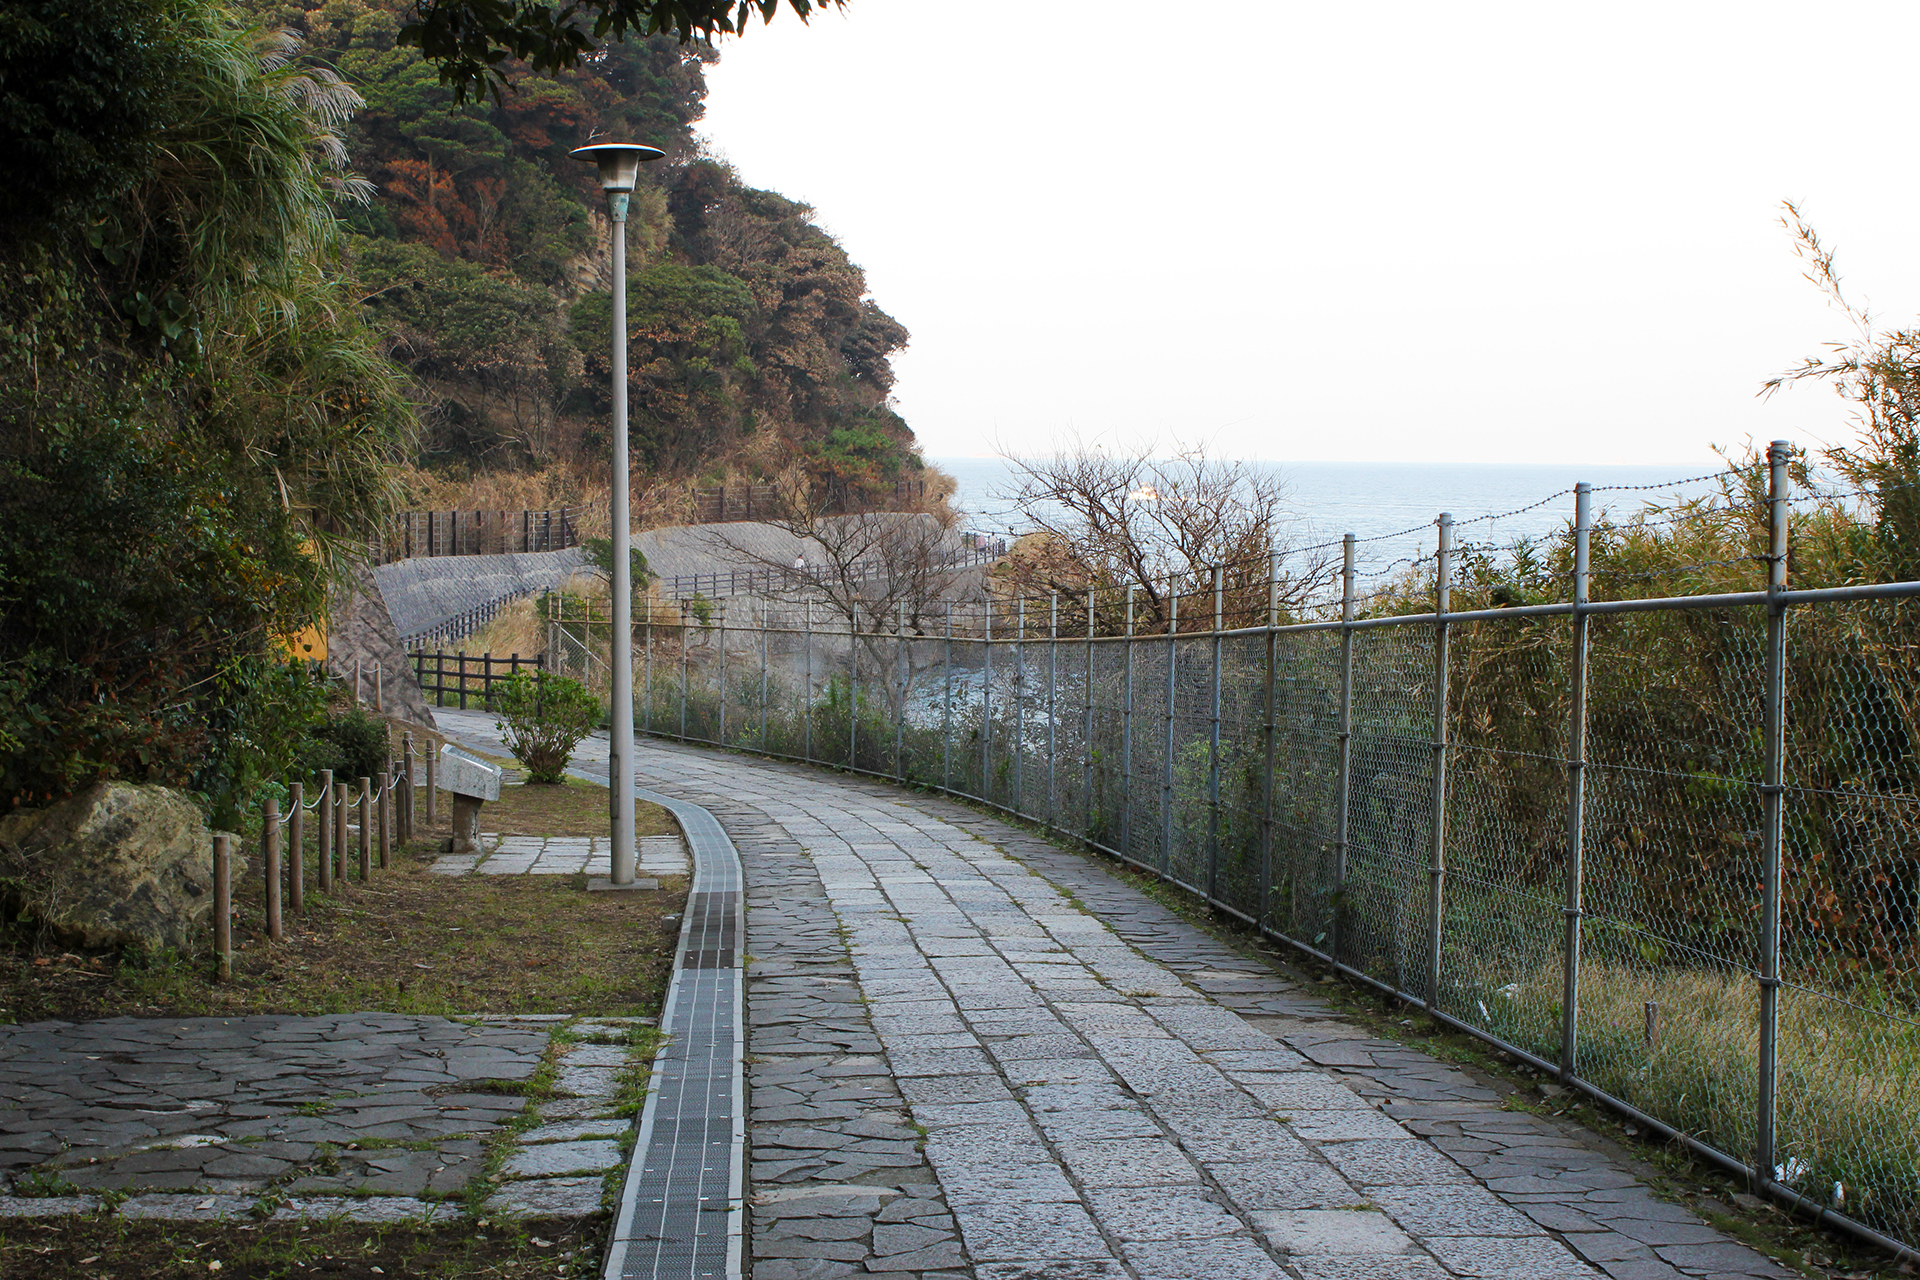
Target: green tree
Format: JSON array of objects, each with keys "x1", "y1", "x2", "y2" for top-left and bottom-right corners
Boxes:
[{"x1": 491, "y1": 671, "x2": 600, "y2": 783}]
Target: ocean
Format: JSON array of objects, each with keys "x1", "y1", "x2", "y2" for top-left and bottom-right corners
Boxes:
[{"x1": 931, "y1": 456, "x2": 1726, "y2": 580}]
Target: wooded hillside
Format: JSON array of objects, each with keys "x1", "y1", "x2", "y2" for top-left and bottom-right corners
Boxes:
[{"x1": 255, "y1": 0, "x2": 922, "y2": 501}]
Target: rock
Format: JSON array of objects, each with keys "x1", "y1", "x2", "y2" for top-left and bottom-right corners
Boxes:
[{"x1": 0, "y1": 783, "x2": 244, "y2": 952}]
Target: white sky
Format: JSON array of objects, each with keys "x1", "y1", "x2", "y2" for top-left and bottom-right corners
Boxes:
[{"x1": 697, "y1": 1, "x2": 1920, "y2": 466}]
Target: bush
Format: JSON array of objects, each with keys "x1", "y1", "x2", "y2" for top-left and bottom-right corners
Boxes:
[
  {"x1": 491, "y1": 671, "x2": 599, "y2": 784},
  {"x1": 296, "y1": 703, "x2": 390, "y2": 785}
]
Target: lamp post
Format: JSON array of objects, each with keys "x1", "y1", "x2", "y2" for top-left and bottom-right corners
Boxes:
[{"x1": 572, "y1": 142, "x2": 664, "y2": 886}]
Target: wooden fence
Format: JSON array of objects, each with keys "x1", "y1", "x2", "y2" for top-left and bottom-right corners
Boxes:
[
  {"x1": 377, "y1": 506, "x2": 586, "y2": 565},
  {"x1": 411, "y1": 650, "x2": 545, "y2": 709}
]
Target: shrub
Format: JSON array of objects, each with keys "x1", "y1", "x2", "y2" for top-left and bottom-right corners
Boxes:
[
  {"x1": 491, "y1": 671, "x2": 599, "y2": 784},
  {"x1": 297, "y1": 703, "x2": 390, "y2": 784}
]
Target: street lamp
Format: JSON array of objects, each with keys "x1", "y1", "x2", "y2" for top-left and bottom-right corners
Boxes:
[{"x1": 572, "y1": 141, "x2": 664, "y2": 887}]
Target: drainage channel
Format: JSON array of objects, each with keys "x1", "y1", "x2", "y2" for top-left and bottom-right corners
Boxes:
[{"x1": 600, "y1": 781, "x2": 745, "y2": 1280}]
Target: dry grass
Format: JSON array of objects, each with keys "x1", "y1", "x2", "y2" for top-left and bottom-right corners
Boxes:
[{"x1": 1480, "y1": 959, "x2": 1920, "y2": 1242}]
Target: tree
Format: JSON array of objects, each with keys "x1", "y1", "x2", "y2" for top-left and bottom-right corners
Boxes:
[
  {"x1": 399, "y1": 0, "x2": 840, "y2": 100},
  {"x1": 993, "y1": 443, "x2": 1335, "y2": 634}
]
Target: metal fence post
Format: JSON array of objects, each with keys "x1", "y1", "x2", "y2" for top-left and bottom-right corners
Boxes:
[
  {"x1": 849, "y1": 609, "x2": 859, "y2": 770},
  {"x1": 760, "y1": 598, "x2": 770, "y2": 748},
  {"x1": 1425, "y1": 514, "x2": 1454, "y2": 1010},
  {"x1": 1561, "y1": 484, "x2": 1592, "y2": 1078},
  {"x1": 1757, "y1": 440, "x2": 1791, "y2": 1187},
  {"x1": 644, "y1": 603, "x2": 654, "y2": 735},
  {"x1": 1208, "y1": 566, "x2": 1224, "y2": 906},
  {"x1": 943, "y1": 603, "x2": 953, "y2": 790},
  {"x1": 1015, "y1": 597, "x2": 1026, "y2": 815},
  {"x1": 680, "y1": 601, "x2": 690, "y2": 740},
  {"x1": 1333, "y1": 535, "x2": 1356, "y2": 963},
  {"x1": 804, "y1": 599, "x2": 814, "y2": 765},
  {"x1": 1122, "y1": 585, "x2": 1136, "y2": 861},
  {"x1": 1163, "y1": 579, "x2": 1178, "y2": 877},
  {"x1": 1084, "y1": 585, "x2": 1095, "y2": 840},
  {"x1": 1259, "y1": 553, "x2": 1278, "y2": 932},
  {"x1": 1048, "y1": 593, "x2": 1058, "y2": 830},
  {"x1": 718, "y1": 598, "x2": 728, "y2": 746},
  {"x1": 896, "y1": 600, "x2": 907, "y2": 781},
  {"x1": 982, "y1": 599, "x2": 993, "y2": 799}
]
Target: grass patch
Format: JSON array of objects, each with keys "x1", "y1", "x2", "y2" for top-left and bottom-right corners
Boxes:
[{"x1": 0, "y1": 779, "x2": 686, "y2": 1023}]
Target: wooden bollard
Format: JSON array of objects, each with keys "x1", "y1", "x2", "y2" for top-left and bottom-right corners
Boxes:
[
  {"x1": 374, "y1": 662, "x2": 383, "y2": 713},
  {"x1": 425, "y1": 746, "x2": 437, "y2": 826},
  {"x1": 358, "y1": 776, "x2": 373, "y2": 880},
  {"x1": 288, "y1": 782, "x2": 305, "y2": 916},
  {"x1": 400, "y1": 733, "x2": 415, "y2": 841},
  {"x1": 316, "y1": 770, "x2": 334, "y2": 892},
  {"x1": 263, "y1": 798, "x2": 282, "y2": 943},
  {"x1": 212, "y1": 834, "x2": 232, "y2": 981},
  {"x1": 377, "y1": 771, "x2": 392, "y2": 869},
  {"x1": 334, "y1": 782, "x2": 350, "y2": 884}
]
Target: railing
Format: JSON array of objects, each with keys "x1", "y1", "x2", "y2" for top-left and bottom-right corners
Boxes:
[
  {"x1": 607, "y1": 446, "x2": 1920, "y2": 1262},
  {"x1": 401, "y1": 589, "x2": 537, "y2": 650},
  {"x1": 411, "y1": 650, "x2": 544, "y2": 709},
  {"x1": 657, "y1": 540, "x2": 1004, "y2": 599},
  {"x1": 686, "y1": 477, "x2": 928, "y2": 525},
  {"x1": 378, "y1": 506, "x2": 586, "y2": 564}
]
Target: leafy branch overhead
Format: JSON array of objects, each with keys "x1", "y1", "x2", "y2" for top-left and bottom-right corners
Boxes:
[{"x1": 400, "y1": 0, "x2": 842, "y2": 97}]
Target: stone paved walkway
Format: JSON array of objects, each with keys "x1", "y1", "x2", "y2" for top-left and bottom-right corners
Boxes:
[
  {"x1": 431, "y1": 833, "x2": 690, "y2": 877},
  {"x1": 439, "y1": 708, "x2": 1795, "y2": 1280},
  {"x1": 0, "y1": 1011, "x2": 652, "y2": 1223}
]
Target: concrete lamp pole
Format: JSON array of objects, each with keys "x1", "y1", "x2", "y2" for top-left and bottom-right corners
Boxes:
[{"x1": 571, "y1": 141, "x2": 664, "y2": 886}]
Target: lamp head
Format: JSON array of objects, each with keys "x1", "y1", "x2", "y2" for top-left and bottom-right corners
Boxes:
[{"x1": 569, "y1": 142, "x2": 665, "y2": 193}]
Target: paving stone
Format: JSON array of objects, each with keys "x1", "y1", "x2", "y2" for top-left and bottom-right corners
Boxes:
[
  {"x1": 1422, "y1": 1234, "x2": 1597, "y2": 1278},
  {"x1": 1254, "y1": 1208, "x2": 1418, "y2": 1255},
  {"x1": 1123, "y1": 1236, "x2": 1292, "y2": 1280},
  {"x1": 117, "y1": 1194, "x2": 257, "y2": 1221},
  {"x1": 1368, "y1": 1184, "x2": 1541, "y2": 1237},
  {"x1": 499, "y1": 1138, "x2": 623, "y2": 1179},
  {"x1": 0, "y1": 1196, "x2": 99, "y2": 1216},
  {"x1": 1288, "y1": 1255, "x2": 1458, "y2": 1280},
  {"x1": 270, "y1": 1197, "x2": 457, "y2": 1224},
  {"x1": 1087, "y1": 1186, "x2": 1246, "y2": 1240},
  {"x1": 481, "y1": 1175, "x2": 605, "y2": 1219},
  {"x1": 948, "y1": 1197, "x2": 1113, "y2": 1261}
]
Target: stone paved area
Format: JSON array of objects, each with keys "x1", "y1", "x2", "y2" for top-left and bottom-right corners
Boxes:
[
  {"x1": 430, "y1": 833, "x2": 689, "y2": 877},
  {"x1": 0, "y1": 1012, "x2": 650, "y2": 1223},
  {"x1": 453, "y1": 708, "x2": 1793, "y2": 1280}
]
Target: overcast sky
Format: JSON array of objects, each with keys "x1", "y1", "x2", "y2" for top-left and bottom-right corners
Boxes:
[{"x1": 697, "y1": 2, "x2": 1920, "y2": 466}]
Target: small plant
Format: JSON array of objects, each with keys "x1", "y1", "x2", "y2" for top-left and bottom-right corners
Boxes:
[{"x1": 490, "y1": 671, "x2": 600, "y2": 784}]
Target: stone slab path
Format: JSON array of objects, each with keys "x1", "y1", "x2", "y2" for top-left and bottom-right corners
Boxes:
[
  {"x1": 431, "y1": 833, "x2": 690, "y2": 878},
  {"x1": 429, "y1": 722, "x2": 1788, "y2": 1280},
  {"x1": 0, "y1": 1010, "x2": 653, "y2": 1223}
]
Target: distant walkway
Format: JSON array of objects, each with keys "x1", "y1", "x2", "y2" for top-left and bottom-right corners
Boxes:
[{"x1": 433, "y1": 711, "x2": 1796, "y2": 1280}]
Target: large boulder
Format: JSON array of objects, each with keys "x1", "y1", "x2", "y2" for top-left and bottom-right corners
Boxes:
[{"x1": 0, "y1": 782, "x2": 243, "y2": 953}]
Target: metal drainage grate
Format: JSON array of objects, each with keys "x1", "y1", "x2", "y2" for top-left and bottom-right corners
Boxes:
[{"x1": 603, "y1": 785, "x2": 744, "y2": 1280}]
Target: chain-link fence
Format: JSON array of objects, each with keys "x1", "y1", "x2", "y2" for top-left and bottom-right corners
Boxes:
[{"x1": 551, "y1": 448, "x2": 1920, "y2": 1260}]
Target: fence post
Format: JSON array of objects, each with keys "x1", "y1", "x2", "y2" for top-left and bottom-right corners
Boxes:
[
  {"x1": 263, "y1": 798, "x2": 282, "y2": 943},
  {"x1": 316, "y1": 769, "x2": 334, "y2": 892},
  {"x1": 425, "y1": 747, "x2": 437, "y2": 827},
  {"x1": 644, "y1": 602, "x2": 655, "y2": 735},
  {"x1": 400, "y1": 733, "x2": 414, "y2": 842},
  {"x1": 334, "y1": 782, "x2": 350, "y2": 885},
  {"x1": 1561, "y1": 485, "x2": 1593, "y2": 1079},
  {"x1": 681, "y1": 601, "x2": 690, "y2": 740},
  {"x1": 1333, "y1": 535, "x2": 1356, "y2": 963},
  {"x1": 1014, "y1": 597, "x2": 1026, "y2": 814},
  {"x1": 848, "y1": 608, "x2": 859, "y2": 770},
  {"x1": 805, "y1": 599, "x2": 814, "y2": 765},
  {"x1": 1425, "y1": 514, "x2": 1454, "y2": 1010},
  {"x1": 357, "y1": 778, "x2": 372, "y2": 879},
  {"x1": 1122, "y1": 585, "x2": 1136, "y2": 861},
  {"x1": 943, "y1": 603, "x2": 954, "y2": 791},
  {"x1": 1757, "y1": 440, "x2": 1791, "y2": 1188},
  {"x1": 1084, "y1": 585, "x2": 1095, "y2": 841},
  {"x1": 1259, "y1": 553, "x2": 1278, "y2": 932},
  {"x1": 354, "y1": 657, "x2": 362, "y2": 704},
  {"x1": 378, "y1": 771, "x2": 392, "y2": 869},
  {"x1": 1048, "y1": 593, "x2": 1058, "y2": 830},
  {"x1": 1163, "y1": 578, "x2": 1179, "y2": 877},
  {"x1": 982, "y1": 600, "x2": 993, "y2": 799},
  {"x1": 288, "y1": 781, "x2": 305, "y2": 916},
  {"x1": 1208, "y1": 566, "x2": 1224, "y2": 906},
  {"x1": 761, "y1": 598, "x2": 771, "y2": 748},
  {"x1": 212, "y1": 834, "x2": 232, "y2": 981},
  {"x1": 896, "y1": 600, "x2": 907, "y2": 782}
]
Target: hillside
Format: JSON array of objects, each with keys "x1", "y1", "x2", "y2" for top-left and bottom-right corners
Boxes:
[{"x1": 253, "y1": 0, "x2": 925, "y2": 508}]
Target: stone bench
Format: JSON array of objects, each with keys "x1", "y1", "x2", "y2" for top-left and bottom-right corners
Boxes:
[{"x1": 439, "y1": 744, "x2": 503, "y2": 854}]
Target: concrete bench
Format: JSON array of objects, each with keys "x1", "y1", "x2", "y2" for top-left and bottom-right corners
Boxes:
[{"x1": 439, "y1": 744, "x2": 503, "y2": 854}]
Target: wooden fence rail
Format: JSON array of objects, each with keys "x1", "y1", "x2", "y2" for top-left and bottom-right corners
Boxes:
[{"x1": 411, "y1": 650, "x2": 545, "y2": 709}]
